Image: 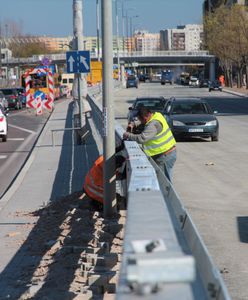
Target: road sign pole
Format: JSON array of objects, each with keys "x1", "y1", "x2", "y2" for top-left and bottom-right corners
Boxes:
[{"x1": 102, "y1": 0, "x2": 117, "y2": 218}]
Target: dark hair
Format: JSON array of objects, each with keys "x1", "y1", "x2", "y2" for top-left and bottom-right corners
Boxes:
[{"x1": 136, "y1": 106, "x2": 152, "y2": 119}]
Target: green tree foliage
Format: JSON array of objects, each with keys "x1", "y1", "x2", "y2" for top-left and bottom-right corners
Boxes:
[{"x1": 204, "y1": 4, "x2": 248, "y2": 87}]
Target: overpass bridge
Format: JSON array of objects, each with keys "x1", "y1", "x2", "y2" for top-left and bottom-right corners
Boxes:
[{"x1": 1, "y1": 50, "x2": 216, "y2": 80}]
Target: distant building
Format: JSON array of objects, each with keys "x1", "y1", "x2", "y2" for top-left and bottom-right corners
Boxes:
[
  {"x1": 133, "y1": 30, "x2": 160, "y2": 53},
  {"x1": 160, "y1": 24, "x2": 203, "y2": 51}
]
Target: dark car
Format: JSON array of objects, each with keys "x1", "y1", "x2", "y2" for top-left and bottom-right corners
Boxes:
[
  {"x1": 126, "y1": 75, "x2": 138, "y2": 88},
  {"x1": 164, "y1": 97, "x2": 219, "y2": 141},
  {"x1": 209, "y1": 80, "x2": 222, "y2": 92},
  {"x1": 0, "y1": 88, "x2": 23, "y2": 110},
  {"x1": 138, "y1": 73, "x2": 150, "y2": 82},
  {"x1": 127, "y1": 96, "x2": 168, "y2": 123},
  {"x1": 199, "y1": 79, "x2": 210, "y2": 88}
]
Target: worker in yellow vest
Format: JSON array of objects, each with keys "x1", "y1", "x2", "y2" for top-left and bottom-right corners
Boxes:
[{"x1": 123, "y1": 106, "x2": 176, "y2": 181}]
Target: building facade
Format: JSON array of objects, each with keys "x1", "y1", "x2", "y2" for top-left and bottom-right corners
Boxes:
[
  {"x1": 133, "y1": 30, "x2": 160, "y2": 53},
  {"x1": 160, "y1": 24, "x2": 203, "y2": 51}
]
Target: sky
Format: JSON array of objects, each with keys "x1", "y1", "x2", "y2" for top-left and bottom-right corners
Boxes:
[{"x1": 0, "y1": 0, "x2": 203, "y2": 37}]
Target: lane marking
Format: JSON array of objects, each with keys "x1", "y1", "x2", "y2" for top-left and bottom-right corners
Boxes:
[
  {"x1": 8, "y1": 138, "x2": 25, "y2": 141},
  {"x1": 8, "y1": 124, "x2": 36, "y2": 134},
  {"x1": 0, "y1": 155, "x2": 7, "y2": 159}
]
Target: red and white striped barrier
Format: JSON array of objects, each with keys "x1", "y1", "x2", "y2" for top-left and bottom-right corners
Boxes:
[
  {"x1": 36, "y1": 96, "x2": 42, "y2": 115},
  {"x1": 25, "y1": 75, "x2": 35, "y2": 109},
  {"x1": 24, "y1": 67, "x2": 54, "y2": 112},
  {"x1": 44, "y1": 69, "x2": 54, "y2": 111}
]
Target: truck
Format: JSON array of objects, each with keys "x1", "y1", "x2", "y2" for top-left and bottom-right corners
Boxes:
[{"x1": 161, "y1": 70, "x2": 174, "y2": 85}]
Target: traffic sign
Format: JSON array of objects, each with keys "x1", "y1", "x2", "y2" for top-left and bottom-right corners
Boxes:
[{"x1": 66, "y1": 51, "x2": 91, "y2": 74}]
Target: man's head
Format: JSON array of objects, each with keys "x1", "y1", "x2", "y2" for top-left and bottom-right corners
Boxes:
[{"x1": 136, "y1": 106, "x2": 152, "y2": 124}]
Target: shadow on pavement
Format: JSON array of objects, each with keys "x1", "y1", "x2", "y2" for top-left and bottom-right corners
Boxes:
[
  {"x1": 0, "y1": 101, "x2": 124, "y2": 299},
  {"x1": 237, "y1": 216, "x2": 248, "y2": 243}
]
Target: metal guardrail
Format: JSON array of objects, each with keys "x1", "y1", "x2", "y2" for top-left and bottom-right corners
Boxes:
[{"x1": 87, "y1": 89, "x2": 231, "y2": 299}]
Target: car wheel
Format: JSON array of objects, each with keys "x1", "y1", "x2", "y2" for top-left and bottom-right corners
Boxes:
[
  {"x1": 2, "y1": 135, "x2": 7, "y2": 142},
  {"x1": 209, "y1": 89, "x2": 211, "y2": 92},
  {"x1": 211, "y1": 135, "x2": 219, "y2": 142}
]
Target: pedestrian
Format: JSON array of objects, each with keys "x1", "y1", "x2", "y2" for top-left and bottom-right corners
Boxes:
[{"x1": 123, "y1": 106, "x2": 176, "y2": 181}]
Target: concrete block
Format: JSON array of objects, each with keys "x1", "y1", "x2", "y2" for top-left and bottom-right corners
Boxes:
[{"x1": 87, "y1": 274, "x2": 108, "y2": 286}]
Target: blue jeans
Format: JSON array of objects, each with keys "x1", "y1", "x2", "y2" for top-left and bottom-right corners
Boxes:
[{"x1": 153, "y1": 149, "x2": 177, "y2": 182}]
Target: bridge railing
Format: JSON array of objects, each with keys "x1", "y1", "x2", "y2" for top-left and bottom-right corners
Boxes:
[
  {"x1": 87, "y1": 88, "x2": 231, "y2": 299},
  {"x1": 2, "y1": 50, "x2": 212, "y2": 65}
]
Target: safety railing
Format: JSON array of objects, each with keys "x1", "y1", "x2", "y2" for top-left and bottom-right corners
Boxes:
[
  {"x1": 2, "y1": 50, "x2": 213, "y2": 66},
  {"x1": 87, "y1": 89, "x2": 231, "y2": 299}
]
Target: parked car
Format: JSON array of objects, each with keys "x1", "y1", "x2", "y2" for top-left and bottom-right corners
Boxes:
[
  {"x1": 199, "y1": 79, "x2": 210, "y2": 88},
  {"x1": 127, "y1": 96, "x2": 168, "y2": 123},
  {"x1": 138, "y1": 73, "x2": 150, "y2": 82},
  {"x1": 126, "y1": 75, "x2": 139, "y2": 88},
  {"x1": 0, "y1": 88, "x2": 23, "y2": 110},
  {"x1": 164, "y1": 97, "x2": 219, "y2": 141},
  {"x1": 209, "y1": 80, "x2": 222, "y2": 92},
  {"x1": 0, "y1": 104, "x2": 8, "y2": 142},
  {"x1": 16, "y1": 87, "x2": 26, "y2": 106},
  {"x1": 0, "y1": 91, "x2": 8, "y2": 109}
]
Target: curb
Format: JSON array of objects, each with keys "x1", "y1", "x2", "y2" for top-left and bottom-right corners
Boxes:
[{"x1": 223, "y1": 88, "x2": 248, "y2": 98}]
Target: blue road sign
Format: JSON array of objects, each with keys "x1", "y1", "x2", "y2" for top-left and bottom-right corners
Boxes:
[{"x1": 66, "y1": 51, "x2": 91, "y2": 74}]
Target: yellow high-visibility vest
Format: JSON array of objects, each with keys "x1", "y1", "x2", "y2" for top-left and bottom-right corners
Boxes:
[{"x1": 143, "y1": 112, "x2": 176, "y2": 157}]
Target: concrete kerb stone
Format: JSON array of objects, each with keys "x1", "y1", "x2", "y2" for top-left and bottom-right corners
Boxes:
[
  {"x1": 0, "y1": 109, "x2": 54, "y2": 211},
  {"x1": 223, "y1": 88, "x2": 248, "y2": 98}
]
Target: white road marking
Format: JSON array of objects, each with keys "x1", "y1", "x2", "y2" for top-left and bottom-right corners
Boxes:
[
  {"x1": 0, "y1": 155, "x2": 7, "y2": 159},
  {"x1": 8, "y1": 138, "x2": 25, "y2": 141},
  {"x1": 8, "y1": 124, "x2": 36, "y2": 134}
]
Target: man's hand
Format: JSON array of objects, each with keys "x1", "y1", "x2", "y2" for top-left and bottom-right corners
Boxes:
[
  {"x1": 123, "y1": 132, "x2": 130, "y2": 140},
  {"x1": 126, "y1": 122, "x2": 134, "y2": 133}
]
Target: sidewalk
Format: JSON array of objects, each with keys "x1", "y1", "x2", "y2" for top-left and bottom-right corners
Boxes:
[
  {"x1": 0, "y1": 98, "x2": 124, "y2": 299},
  {"x1": 223, "y1": 86, "x2": 248, "y2": 97}
]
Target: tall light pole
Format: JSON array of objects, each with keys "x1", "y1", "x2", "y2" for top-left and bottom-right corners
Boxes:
[
  {"x1": 102, "y1": 0, "x2": 116, "y2": 218},
  {"x1": 96, "y1": 0, "x2": 100, "y2": 61},
  {"x1": 130, "y1": 15, "x2": 138, "y2": 52},
  {"x1": 73, "y1": 0, "x2": 87, "y2": 129},
  {"x1": 115, "y1": 0, "x2": 120, "y2": 79}
]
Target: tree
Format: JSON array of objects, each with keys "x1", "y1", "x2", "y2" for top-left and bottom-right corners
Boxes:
[{"x1": 204, "y1": 4, "x2": 248, "y2": 88}]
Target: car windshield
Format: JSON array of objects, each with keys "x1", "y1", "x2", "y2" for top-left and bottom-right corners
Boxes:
[
  {"x1": 134, "y1": 99, "x2": 165, "y2": 111},
  {"x1": 171, "y1": 102, "x2": 209, "y2": 114},
  {"x1": 128, "y1": 76, "x2": 136, "y2": 80}
]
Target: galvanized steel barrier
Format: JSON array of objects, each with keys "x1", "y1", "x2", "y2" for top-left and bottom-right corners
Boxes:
[{"x1": 87, "y1": 88, "x2": 231, "y2": 300}]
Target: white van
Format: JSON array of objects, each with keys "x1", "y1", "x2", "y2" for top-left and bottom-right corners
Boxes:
[{"x1": 61, "y1": 74, "x2": 74, "y2": 94}]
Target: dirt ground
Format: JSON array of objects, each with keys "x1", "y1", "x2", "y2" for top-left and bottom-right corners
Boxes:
[{"x1": 1, "y1": 192, "x2": 126, "y2": 300}]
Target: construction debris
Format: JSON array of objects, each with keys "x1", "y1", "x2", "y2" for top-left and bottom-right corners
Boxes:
[{"x1": 1, "y1": 191, "x2": 126, "y2": 300}]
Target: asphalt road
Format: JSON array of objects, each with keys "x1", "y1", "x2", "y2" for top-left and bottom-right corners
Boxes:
[
  {"x1": 0, "y1": 108, "x2": 50, "y2": 198},
  {"x1": 114, "y1": 82, "x2": 248, "y2": 300}
]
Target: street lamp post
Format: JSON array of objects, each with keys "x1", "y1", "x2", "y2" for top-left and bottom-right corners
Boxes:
[
  {"x1": 115, "y1": 0, "x2": 120, "y2": 80},
  {"x1": 102, "y1": 0, "x2": 116, "y2": 218},
  {"x1": 96, "y1": 0, "x2": 100, "y2": 61}
]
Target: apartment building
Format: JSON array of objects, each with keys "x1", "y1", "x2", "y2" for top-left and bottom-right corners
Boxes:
[
  {"x1": 160, "y1": 24, "x2": 203, "y2": 51},
  {"x1": 134, "y1": 30, "x2": 160, "y2": 53}
]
